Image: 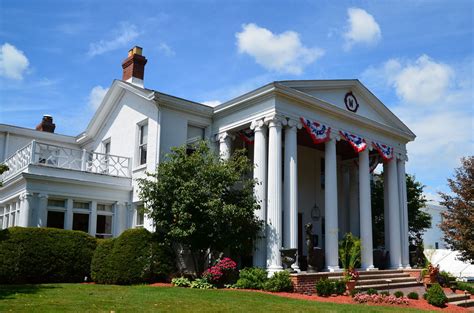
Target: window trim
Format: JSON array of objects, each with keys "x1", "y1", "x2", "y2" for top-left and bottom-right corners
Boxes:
[{"x1": 136, "y1": 119, "x2": 149, "y2": 166}]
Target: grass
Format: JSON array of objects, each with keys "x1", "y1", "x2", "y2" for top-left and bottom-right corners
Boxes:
[{"x1": 0, "y1": 284, "x2": 433, "y2": 313}]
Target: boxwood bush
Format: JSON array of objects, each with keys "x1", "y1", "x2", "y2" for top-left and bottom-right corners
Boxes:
[
  {"x1": 0, "y1": 227, "x2": 97, "y2": 283},
  {"x1": 315, "y1": 278, "x2": 335, "y2": 296},
  {"x1": 91, "y1": 228, "x2": 174, "y2": 285},
  {"x1": 234, "y1": 267, "x2": 268, "y2": 290},
  {"x1": 426, "y1": 283, "x2": 447, "y2": 307},
  {"x1": 263, "y1": 271, "x2": 293, "y2": 292}
]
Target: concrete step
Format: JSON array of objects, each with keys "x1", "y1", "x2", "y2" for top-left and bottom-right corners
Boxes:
[
  {"x1": 356, "y1": 277, "x2": 417, "y2": 286},
  {"x1": 355, "y1": 281, "x2": 423, "y2": 291},
  {"x1": 449, "y1": 299, "x2": 474, "y2": 308},
  {"x1": 357, "y1": 270, "x2": 405, "y2": 276},
  {"x1": 447, "y1": 294, "x2": 471, "y2": 302},
  {"x1": 327, "y1": 273, "x2": 411, "y2": 281}
]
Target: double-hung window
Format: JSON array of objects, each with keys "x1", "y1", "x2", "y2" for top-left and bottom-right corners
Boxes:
[
  {"x1": 96, "y1": 204, "x2": 114, "y2": 238},
  {"x1": 138, "y1": 123, "x2": 148, "y2": 165},
  {"x1": 186, "y1": 125, "x2": 205, "y2": 154}
]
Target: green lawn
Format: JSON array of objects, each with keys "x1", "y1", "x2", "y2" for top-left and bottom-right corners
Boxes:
[{"x1": 0, "y1": 284, "x2": 432, "y2": 312}]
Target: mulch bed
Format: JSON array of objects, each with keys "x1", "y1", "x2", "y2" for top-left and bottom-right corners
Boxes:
[{"x1": 149, "y1": 283, "x2": 470, "y2": 312}]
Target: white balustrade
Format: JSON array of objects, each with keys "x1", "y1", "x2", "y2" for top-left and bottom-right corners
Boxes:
[{"x1": 0, "y1": 141, "x2": 131, "y2": 182}]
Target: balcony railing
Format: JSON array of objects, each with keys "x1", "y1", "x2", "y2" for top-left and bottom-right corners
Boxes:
[{"x1": 0, "y1": 141, "x2": 132, "y2": 182}]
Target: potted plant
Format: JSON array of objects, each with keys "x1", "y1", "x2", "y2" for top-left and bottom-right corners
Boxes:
[
  {"x1": 422, "y1": 263, "x2": 439, "y2": 287},
  {"x1": 345, "y1": 268, "x2": 359, "y2": 292}
]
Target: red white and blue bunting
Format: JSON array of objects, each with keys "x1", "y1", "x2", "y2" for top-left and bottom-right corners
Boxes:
[
  {"x1": 300, "y1": 117, "x2": 331, "y2": 144},
  {"x1": 372, "y1": 141, "x2": 394, "y2": 162},
  {"x1": 238, "y1": 129, "x2": 254, "y2": 144},
  {"x1": 339, "y1": 131, "x2": 367, "y2": 153},
  {"x1": 354, "y1": 155, "x2": 382, "y2": 173}
]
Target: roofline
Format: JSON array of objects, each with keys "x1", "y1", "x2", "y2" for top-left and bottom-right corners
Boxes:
[{"x1": 0, "y1": 123, "x2": 77, "y2": 143}]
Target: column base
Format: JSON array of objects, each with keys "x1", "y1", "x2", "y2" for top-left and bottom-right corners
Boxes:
[
  {"x1": 267, "y1": 265, "x2": 284, "y2": 277},
  {"x1": 403, "y1": 264, "x2": 412, "y2": 269},
  {"x1": 390, "y1": 265, "x2": 404, "y2": 270},
  {"x1": 362, "y1": 265, "x2": 378, "y2": 271},
  {"x1": 325, "y1": 266, "x2": 342, "y2": 272}
]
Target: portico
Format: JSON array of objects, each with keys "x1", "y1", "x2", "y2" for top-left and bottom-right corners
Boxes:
[{"x1": 213, "y1": 80, "x2": 415, "y2": 273}]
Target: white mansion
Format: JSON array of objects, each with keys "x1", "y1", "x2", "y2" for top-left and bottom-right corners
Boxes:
[{"x1": 0, "y1": 47, "x2": 415, "y2": 273}]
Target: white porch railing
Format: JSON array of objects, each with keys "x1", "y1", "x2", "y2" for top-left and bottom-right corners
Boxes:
[{"x1": 0, "y1": 141, "x2": 132, "y2": 182}]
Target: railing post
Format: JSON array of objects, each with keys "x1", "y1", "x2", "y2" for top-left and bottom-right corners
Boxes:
[
  {"x1": 128, "y1": 158, "x2": 132, "y2": 177},
  {"x1": 81, "y1": 149, "x2": 87, "y2": 171},
  {"x1": 30, "y1": 140, "x2": 36, "y2": 164}
]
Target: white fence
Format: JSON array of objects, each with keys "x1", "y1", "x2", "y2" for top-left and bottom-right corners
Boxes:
[{"x1": 0, "y1": 141, "x2": 131, "y2": 182}]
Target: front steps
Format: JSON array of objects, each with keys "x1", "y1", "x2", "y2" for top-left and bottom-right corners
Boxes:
[
  {"x1": 328, "y1": 270, "x2": 423, "y2": 292},
  {"x1": 447, "y1": 293, "x2": 474, "y2": 308}
]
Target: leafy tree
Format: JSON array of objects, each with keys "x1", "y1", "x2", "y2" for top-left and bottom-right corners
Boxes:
[
  {"x1": 138, "y1": 141, "x2": 262, "y2": 274},
  {"x1": 439, "y1": 156, "x2": 474, "y2": 262},
  {"x1": 0, "y1": 164, "x2": 8, "y2": 187},
  {"x1": 371, "y1": 173, "x2": 431, "y2": 248}
]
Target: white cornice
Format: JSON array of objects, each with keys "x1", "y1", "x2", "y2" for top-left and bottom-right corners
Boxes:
[{"x1": 0, "y1": 124, "x2": 76, "y2": 144}]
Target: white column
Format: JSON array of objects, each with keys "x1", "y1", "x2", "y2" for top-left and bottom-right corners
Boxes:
[
  {"x1": 325, "y1": 137, "x2": 340, "y2": 272},
  {"x1": 283, "y1": 119, "x2": 300, "y2": 271},
  {"x1": 37, "y1": 193, "x2": 48, "y2": 227},
  {"x1": 383, "y1": 165, "x2": 390, "y2": 252},
  {"x1": 265, "y1": 115, "x2": 285, "y2": 274},
  {"x1": 251, "y1": 119, "x2": 267, "y2": 268},
  {"x1": 19, "y1": 193, "x2": 34, "y2": 227},
  {"x1": 387, "y1": 159, "x2": 402, "y2": 269},
  {"x1": 398, "y1": 158, "x2": 411, "y2": 268},
  {"x1": 359, "y1": 149, "x2": 375, "y2": 270},
  {"x1": 65, "y1": 198, "x2": 73, "y2": 230},
  {"x1": 349, "y1": 164, "x2": 360, "y2": 236},
  {"x1": 217, "y1": 132, "x2": 233, "y2": 160},
  {"x1": 90, "y1": 201, "x2": 97, "y2": 237},
  {"x1": 114, "y1": 202, "x2": 127, "y2": 236}
]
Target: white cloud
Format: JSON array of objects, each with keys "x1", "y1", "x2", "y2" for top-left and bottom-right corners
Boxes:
[
  {"x1": 343, "y1": 8, "x2": 381, "y2": 50},
  {"x1": 236, "y1": 23, "x2": 324, "y2": 75},
  {"x1": 158, "y1": 42, "x2": 175, "y2": 56},
  {"x1": 88, "y1": 85, "x2": 109, "y2": 109},
  {"x1": 0, "y1": 43, "x2": 29, "y2": 80},
  {"x1": 362, "y1": 56, "x2": 473, "y2": 192},
  {"x1": 88, "y1": 22, "x2": 139, "y2": 57},
  {"x1": 202, "y1": 100, "x2": 221, "y2": 107}
]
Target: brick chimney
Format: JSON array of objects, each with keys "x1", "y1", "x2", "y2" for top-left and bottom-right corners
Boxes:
[
  {"x1": 36, "y1": 115, "x2": 56, "y2": 133},
  {"x1": 122, "y1": 46, "x2": 147, "y2": 87}
]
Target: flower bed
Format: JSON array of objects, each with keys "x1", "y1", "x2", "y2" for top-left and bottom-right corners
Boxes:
[{"x1": 353, "y1": 293, "x2": 410, "y2": 305}]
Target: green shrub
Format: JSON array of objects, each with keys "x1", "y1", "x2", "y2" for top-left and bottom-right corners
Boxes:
[
  {"x1": 423, "y1": 293, "x2": 428, "y2": 300},
  {"x1": 315, "y1": 278, "x2": 335, "y2": 297},
  {"x1": 380, "y1": 291, "x2": 390, "y2": 296},
  {"x1": 394, "y1": 290, "x2": 404, "y2": 298},
  {"x1": 456, "y1": 281, "x2": 474, "y2": 294},
  {"x1": 234, "y1": 267, "x2": 268, "y2": 290},
  {"x1": 426, "y1": 283, "x2": 447, "y2": 307},
  {"x1": 171, "y1": 277, "x2": 191, "y2": 287},
  {"x1": 91, "y1": 229, "x2": 174, "y2": 285},
  {"x1": 407, "y1": 291, "x2": 419, "y2": 300},
  {"x1": 334, "y1": 280, "x2": 346, "y2": 295},
  {"x1": 90, "y1": 239, "x2": 114, "y2": 284},
  {"x1": 190, "y1": 278, "x2": 215, "y2": 289},
  {"x1": 438, "y1": 271, "x2": 455, "y2": 287},
  {"x1": 350, "y1": 289, "x2": 360, "y2": 297},
  {"x1": 366, "y1": 288, "x2": 378, "y2": 295},
  {"x1": 263, "y1": 271, "x2": 293, "y2": 292},
  {"x1": 0, "y1": 227, "x2": 97, "y2": 284}
]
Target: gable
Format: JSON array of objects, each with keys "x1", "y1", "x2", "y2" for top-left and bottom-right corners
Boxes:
[{"x1": 277, "y1": 80, "x2": 415, "y2": 140}]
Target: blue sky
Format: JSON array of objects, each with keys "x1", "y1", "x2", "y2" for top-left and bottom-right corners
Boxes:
[{"x1": 0, "y1": 0, "x2": 473, "y2": 201}]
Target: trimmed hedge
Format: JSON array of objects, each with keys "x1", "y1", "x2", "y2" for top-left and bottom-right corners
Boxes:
[
  {"x1": 91, "y1": 228, "x2": 174, "y2": 285},
  {"x1": 0, "y1": 227, "x2": 97, "y2": 284}
]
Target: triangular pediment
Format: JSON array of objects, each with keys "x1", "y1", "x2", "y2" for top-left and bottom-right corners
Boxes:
[{"x1": 277, "y1": 80, "x2": 415, "y2": 140}]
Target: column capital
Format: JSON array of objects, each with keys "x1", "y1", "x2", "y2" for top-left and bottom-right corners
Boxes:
[
  {"x1": 38, "y1": 193, "x2": 49, "y2": 199},
  {"x1": 264, "y1": 115, "x2": 287, "y2": 128},
  {"x1": 286, "y1": 118, "x2": 302, "y2": 130},
  {"x1": 250, "y1": 119, "x2": 266, "y2": 131},
  {"x1": 20, "y1": 192, "x2": 34, "y2": 201},
  {"x1": 216, "y1": 131, "x2": 235, "y2": 143}
]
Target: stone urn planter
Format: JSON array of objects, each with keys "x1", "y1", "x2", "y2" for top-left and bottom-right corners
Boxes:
[{"x1": 280, "y1": 248, "x2": 298, "y2": 273}]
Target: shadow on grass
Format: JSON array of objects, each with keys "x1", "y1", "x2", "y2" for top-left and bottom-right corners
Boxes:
[{"x1": 0, "y1": 284, "x2": 60, "y2": 300}]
